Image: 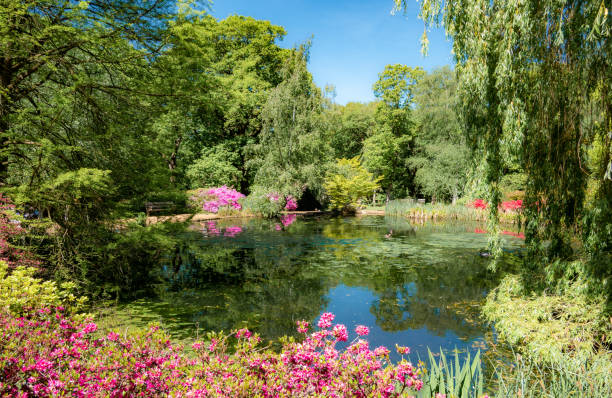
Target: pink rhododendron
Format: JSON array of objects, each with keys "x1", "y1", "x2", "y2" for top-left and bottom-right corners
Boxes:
[
  {"x1": 356, "y1": 325, "x2": 370, "y2": 336},
  {"x1": 317, "y1": 312, "x2": 335, "y2": 328},
  {"x1": 284, "y1": 195, "x2": 298, "y2": 211},
  {"x1": 202, "y1": 186, "x2": 244, "y2": 213}
]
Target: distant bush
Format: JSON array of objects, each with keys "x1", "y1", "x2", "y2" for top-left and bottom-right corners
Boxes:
[{"x1": 324, "y1": 157, "x2": 380, "y2": 212}]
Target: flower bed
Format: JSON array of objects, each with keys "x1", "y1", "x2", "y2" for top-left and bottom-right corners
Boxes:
[{"x1": 0, "y1": 305, "x2": 425, "y2": 397}]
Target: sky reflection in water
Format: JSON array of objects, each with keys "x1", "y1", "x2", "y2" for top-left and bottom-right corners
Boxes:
[{"x1": 112, "y1": 216, "x2": 524, "y2": 362}]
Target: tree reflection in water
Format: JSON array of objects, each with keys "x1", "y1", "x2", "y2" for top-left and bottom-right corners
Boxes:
[{"x1": 107, "y1": 216, "x2": 523, "y2": 356}]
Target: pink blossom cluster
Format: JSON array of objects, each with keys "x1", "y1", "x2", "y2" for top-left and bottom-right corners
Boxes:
[
  {"x1": 265, "y1": 192, "x2": 298, "y2": 211},
  {"x1": 284, "y1": 196, "x2": 298, "y2": 211},
  {"x1": 202, "y1": 186, "x2": 244, "y2": 213},
  {"x1": 0, "y1": 308, "x2": 425, "y2": 397}
]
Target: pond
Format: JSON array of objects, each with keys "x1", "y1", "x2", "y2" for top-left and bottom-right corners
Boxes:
[{"x1": 102, "y1": 215, "x2": 524, "y2": 362}]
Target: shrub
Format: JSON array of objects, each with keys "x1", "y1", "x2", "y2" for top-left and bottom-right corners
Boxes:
[
  {"x1": 188, "y1": 186, "x2": 245, "y2": 214},
  {"x1": 324, "y1": 157, "x2": 381, "y2": 212},
  {"x1": 0, "y1": 304, "x2": 426, "y2": 396},
  {"x1": 0, "y1": 261, "x2": 87, "y2": 318},
  {"x1": 243, "y1": 187, "x2": 299, "y2": 218}
]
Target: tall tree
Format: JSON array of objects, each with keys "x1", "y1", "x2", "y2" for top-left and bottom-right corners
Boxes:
[
  {"x1": 249, "y1": 46, "x2": 330, "y2": 199},
  {"x1": 0, "y1": 0, "x2": 175, "y2": 187},
  {"x1": 362, "y1": 64, "x2": 423, "y2": 198},
  {"x1": 395, "y1": 0, "x2": 611, "y2": 282},
  {"x1": 409, "y1": 67, "x2": 470, "y2": 203}
]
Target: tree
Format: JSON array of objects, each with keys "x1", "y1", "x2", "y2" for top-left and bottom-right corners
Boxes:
[
  {"x1": 186, "y1": 143, "x2": 242, "y2": 188},
  {"x1": 362, "y1": 64, "x2": 423, "y2": 199},
  {"x1": 324, "y1": 102, "x2": 377, "y2": 159},
  {"x1": 249, "y1": 46, "x2": 331, "y2": 200},
  {"x1": 324, "y1": 157, "x2": 381, "y2": 212},
  {"x1": 0, "y1": 0, "x2": 175, "y2": 187},
  {"x1": 395, "y1": 0, "x2": 611, "y2": 282},
  {"x1": 409, "y1": 67, "x2": 470, "y2": 203}
]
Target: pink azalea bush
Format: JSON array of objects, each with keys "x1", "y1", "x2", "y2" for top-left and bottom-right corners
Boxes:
[
  {"x1": 0, "y1": 304, "x2": 425, "y2": 397},
  {"x1": 188, "y1": 186, "x2": 245, "y2": 214},
  {"x1": 284, "y1": 196, "x2": 298, "y2": 211},
  {"x1": 202, "y1": 186, "x2": 245, "y2": 213}
]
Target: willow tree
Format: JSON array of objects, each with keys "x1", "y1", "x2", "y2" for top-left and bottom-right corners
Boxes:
[
  {"x1": 395, "y1": 0, "x2": 610, "y2": 284},
  {"x1": 248, "y1": 46, "x2": 330, "y2": 201}
]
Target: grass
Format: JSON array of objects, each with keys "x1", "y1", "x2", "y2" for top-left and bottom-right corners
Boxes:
[{"x1": 385, "y1": 199, "x2": 520, "y2": 224}]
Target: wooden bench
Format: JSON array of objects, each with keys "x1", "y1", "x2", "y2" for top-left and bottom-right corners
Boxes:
[{"x1": 145, "y1": 202, "x2": 175, "y2": 216}]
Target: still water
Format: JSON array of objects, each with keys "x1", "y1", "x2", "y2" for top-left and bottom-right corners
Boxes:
[{"x1": 106, "y1": 215, "x2": 524, "y2": 361}]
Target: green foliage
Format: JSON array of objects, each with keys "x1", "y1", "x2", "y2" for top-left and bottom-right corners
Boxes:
[
  {"x1": 400, "y1": 0, "x2": 611, "y2": 278},
  {"x1": 418, "y1": 349, "x2": 484, "y2": 398},
  {"x1": 492, "y1": 351, "x2": 612, "y2": 398},
  {"x1": 249, "y1": 46, "x2": 331, "y2": 199},
  {"x1": 324, "y1": 157, "x2": 380, "y2": 212},
  {"x1": 410, "y1": 67, "x2": 471, "y2": 203},
  {"x1": 410, "y1": 142, "x2": 469, "y2": 202},
  {"x1": 483, "y1": 274, "x2": 610, "y2": 364},
  {"x1": 21, "y1": 168, "x2": 115, "y2": 231},
  {"x1": 241, "y1": 186, "x2": 286, "y2": 218},
  {"x1": 324, "y1": 102, "x2": 377, "y2": 159},
  {"x1": 372, "y1": 64, "x2": 424, "y2": 110},
  {"x1": 385, "y1": 200, "x2": 492, "y2": 222},
  {"x1": 361, "y1": 64, "x2": 424, "y2": 198},
  {"x1": 186, "y1": 144, "x2": 242, "y2": 189},
  {"x1": 0, "y1": 261, "x2": 87, "y2": 317}
]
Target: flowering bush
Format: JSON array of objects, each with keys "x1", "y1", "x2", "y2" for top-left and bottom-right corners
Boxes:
[
  {"x1": 284, "y1": 195, "x2": 298, "y2": 211},
  {"x1": 0, "y1": 303, "x2": 427, "y2": 397},
  {"x1": 468, "y1": 198, "x2": 522, "y2": 212},
  {"x1": 500, "y1": 199, "x2": 523, "y2": 212},
  {"x1": 243, "y1": 187, "x2": 301, "y2": 218},
  {"x1": 468, "y1": 199, "x2": 488, "y2": 210},
  {"x1": 186, "y1": 186, "x2": 246, "y2": 214}
]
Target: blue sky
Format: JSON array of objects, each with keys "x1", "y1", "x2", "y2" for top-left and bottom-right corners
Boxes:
[{"x1": 209, "y1": 0, "x2": 453, "y2": 105}]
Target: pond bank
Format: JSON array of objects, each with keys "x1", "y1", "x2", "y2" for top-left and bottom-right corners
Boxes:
[{"x1": 138, "y1": 210, "x2": 332, "y2": 226}]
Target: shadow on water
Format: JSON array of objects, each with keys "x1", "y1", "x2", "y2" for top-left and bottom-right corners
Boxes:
[{"x1": 101, "y1": 215, "x2": 525, "y2": 363}]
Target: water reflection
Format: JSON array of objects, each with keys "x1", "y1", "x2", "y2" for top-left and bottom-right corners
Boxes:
[{"x1": 110, "y1": 216, "x2": 524, "y2": 359}]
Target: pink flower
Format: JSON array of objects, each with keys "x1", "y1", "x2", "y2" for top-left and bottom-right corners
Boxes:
[
  {"x1": 317, "y1": 312, "x2": 335, "y2": 329},
  {"x1": 396, "y1": 345, "x2": 411, "y2": 354},
  {"x1": 374, "y1": 346, "x2": 390, "y2": 356},
  {"x1": 284, "y1": 196, "x2": 298, "y2": 211},
  {"x1": 82, "y1": 322, "x2": 97, "y2": 334},
  {"x1": 296, "y1": 321, "x2": 309, "y2": 334},
  {"x1": 236, "y1": 328, "x2": 251, "y2": 339},
  {"x1": 106, "y1": 332, "x2": 119, "y2": 341},
  {"x1": 332, "y1": 324, "x2": 348, "y2": 342},
  {"x1": 355, "y1": 325, "x2": 369, "y2": 336}
]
